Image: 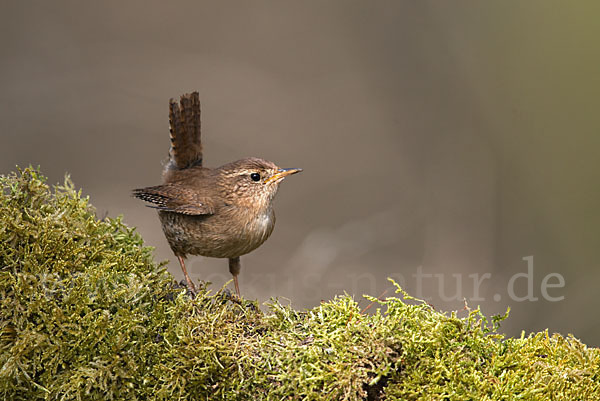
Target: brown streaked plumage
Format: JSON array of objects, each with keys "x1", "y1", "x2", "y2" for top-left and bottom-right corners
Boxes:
[{"x1": 132, "y1": 92, "x2": 301, "y2": 296}]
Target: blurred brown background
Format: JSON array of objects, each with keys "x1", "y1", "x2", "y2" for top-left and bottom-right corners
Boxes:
[{"x1": 2, "y1": 1, "x2": 599, "y2": 345}]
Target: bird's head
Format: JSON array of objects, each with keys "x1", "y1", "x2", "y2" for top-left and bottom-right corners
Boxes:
[{"x1": 218, "y1": 157, "x2": 302, "y2": 208}]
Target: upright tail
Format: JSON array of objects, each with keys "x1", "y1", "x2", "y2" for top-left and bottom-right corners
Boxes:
[{"x1": 165, "y1": 92, "x2": 203, "y2": 173}]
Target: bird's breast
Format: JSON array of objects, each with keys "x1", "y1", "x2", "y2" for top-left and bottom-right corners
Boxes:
[
  {"x1": 255, "y1": 211, "x2": 273, "y2": 232},
  {"x1": 245, "y1": 209, "x2": 275, "y2": 243},
  {"x1": 158, "y1": 205, "x2": 276, "y2": 259}
]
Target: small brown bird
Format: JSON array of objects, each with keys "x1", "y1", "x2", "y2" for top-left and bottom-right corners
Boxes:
[{"x1": 133, "y1": 92, "x2": 301, "y2": 296}]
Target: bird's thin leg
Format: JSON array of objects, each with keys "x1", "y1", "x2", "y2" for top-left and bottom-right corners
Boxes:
[
  {"x1": 228, "y1": 257, "x2": 241, "y2": 297},
  {"x1": 177, "y1": 255, "x2": 197, "y2": 294}
]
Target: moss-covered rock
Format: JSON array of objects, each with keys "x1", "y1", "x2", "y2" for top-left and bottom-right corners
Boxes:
[{"x1": 1, "y1": 167, "x2": 599, "y2": 400}]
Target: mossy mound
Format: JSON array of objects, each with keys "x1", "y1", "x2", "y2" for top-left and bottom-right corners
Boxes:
[{"x1": 1, "y1": 167, "x2": 599, "y2": 400}]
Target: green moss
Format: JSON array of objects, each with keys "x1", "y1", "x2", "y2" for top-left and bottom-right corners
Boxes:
[{"x1": 1, "y1": 167, "x2": 599, "y2": 400}]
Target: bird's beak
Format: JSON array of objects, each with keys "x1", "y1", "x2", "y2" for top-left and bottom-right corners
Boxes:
[{"x1": 265, "y1": 168, "x2": 303, "y2": 184}]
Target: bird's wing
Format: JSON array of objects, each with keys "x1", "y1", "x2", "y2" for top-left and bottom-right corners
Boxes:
[
  {"x1": 132, "y1": 185, "x2": 214, "y2": 215},
  {"x1": 168, "y1": 92, "x2": 202, "y2": 170}
]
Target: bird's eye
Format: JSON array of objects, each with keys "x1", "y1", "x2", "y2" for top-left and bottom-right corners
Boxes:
[{"x1": 250, "y1": 173, "x2": 261, "y2": 182}]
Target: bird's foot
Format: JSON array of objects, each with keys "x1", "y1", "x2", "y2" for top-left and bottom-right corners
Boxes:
[
  {"x1": 178, "y1": 279, "x2": 197, "y2": 298},
  {"x1": 217, "y1": 288, "x2": 258, "y2": 311}
]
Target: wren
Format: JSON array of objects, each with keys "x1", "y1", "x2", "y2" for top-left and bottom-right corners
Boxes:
[{"x1": 133, "y1": 92, "x2": 301, "y2": 296}]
